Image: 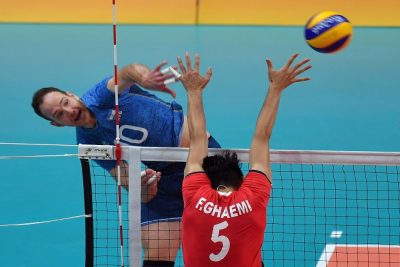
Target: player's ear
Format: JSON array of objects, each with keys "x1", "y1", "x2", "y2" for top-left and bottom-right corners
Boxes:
[{"x1": 50, "y1": 121, "x2": 64, "y2": 127}]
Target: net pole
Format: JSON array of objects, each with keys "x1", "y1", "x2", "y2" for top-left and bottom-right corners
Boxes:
[{"x1": 112, "y1": 1, "x2": 125, "y2": 266}]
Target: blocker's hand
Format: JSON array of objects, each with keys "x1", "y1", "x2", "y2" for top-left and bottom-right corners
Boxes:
[
  {"x1": 266, "y1": 53, "x2": 312, "y2": 92},
  {"x1": 177, "y1": 53, "x2": 212, "y2": 94}
]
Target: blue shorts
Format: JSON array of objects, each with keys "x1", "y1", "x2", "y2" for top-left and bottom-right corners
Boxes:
[{"x1": 141, "y1": 136, "x2": 221, "y2": 225}]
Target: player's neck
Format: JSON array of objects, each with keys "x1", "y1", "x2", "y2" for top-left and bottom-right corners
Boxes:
[
  {"x1": 217, "y1": 185, "x2": 235, "y2": 193},
  {"x1": 83, "y1": 110, "x2": 97, "y2": 129}
]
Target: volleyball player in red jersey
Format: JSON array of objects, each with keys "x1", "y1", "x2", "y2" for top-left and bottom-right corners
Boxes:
[{"x1": 178, "y1": 52, "x2": 311, "y2": 267}]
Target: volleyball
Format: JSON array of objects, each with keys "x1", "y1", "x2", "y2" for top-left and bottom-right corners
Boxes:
[{"x1": 304, "y1": 11, "x2": 352, "y2": 53}]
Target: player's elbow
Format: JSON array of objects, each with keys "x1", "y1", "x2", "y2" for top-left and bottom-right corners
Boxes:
[
  {"x1": 189, "y1": 130, "x2": 208, "y2": 144},
  {"x1": 189, "y1": 138, "x2": 208, "y2": 152},
  {"x1": 122, "y1": 63, "x2": 143, "y2": 82},
  {"x1": 252, "y1": 131, "x2": 270, "y2": 145}
]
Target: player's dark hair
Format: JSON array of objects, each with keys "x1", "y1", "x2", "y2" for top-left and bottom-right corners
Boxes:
[
  {"x1": 202, "y1": 150, "x2": 244, "y2": 190},
  {"x1": 31, "y1": 87, "x2": 67, "y2": 121}
]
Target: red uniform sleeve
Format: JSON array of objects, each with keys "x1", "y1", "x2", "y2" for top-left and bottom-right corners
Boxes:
[
  {"x1": 182, "y1": 172, "x2": 211, "y2": 207},
  {"x1": 240, "y1": 170, "x2": 272, "y2": 208}
]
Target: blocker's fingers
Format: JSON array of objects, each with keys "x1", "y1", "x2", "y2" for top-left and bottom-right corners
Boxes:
[
  {"x1": 177, "y1": 56, "x2": 186, "y2": 75},
  {"x1": 266, "y1": 59, "x2": 273, "y2": 70},
  {"x1": 204, "y1": 67, "x2": 212, "y2": 82},
  {"x1": 293, "y1": 58, "x2": 311, "y2": 72},
  {"x1": 185, "y1": 52, "x2": 193, "y2": 72},
  {"x1": 294, "y1": 65, "x2": 312, "y2": 77},
  {"x1": 292, "y1": 77, "x2": 311, "y2": 83},
  {"x1": 285, "y1": 53, "x2": 299, "y2": 69},
  {"x1": 194, "y1": 53, "x2": 200, "y2": 71}
]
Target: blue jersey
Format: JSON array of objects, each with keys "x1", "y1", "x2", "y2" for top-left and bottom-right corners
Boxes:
[{"x1": 76, "y1": 77, "x2": 184, "y2": 170}]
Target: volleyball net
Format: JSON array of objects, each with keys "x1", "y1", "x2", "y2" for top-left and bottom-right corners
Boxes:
[{"x1": 78, "y1": 145, "x2": 400, "y2": 267}]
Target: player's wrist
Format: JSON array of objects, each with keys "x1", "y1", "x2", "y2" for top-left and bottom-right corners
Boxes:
[
  {"x1": 187, "y1": 90, "x2": 204, "y2": 97},
  {"x1": 268, "y1": 85, "x2": 284, "y2": 96}
]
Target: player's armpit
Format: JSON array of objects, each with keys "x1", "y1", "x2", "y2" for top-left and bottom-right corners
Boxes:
[
  {"x1": 184, "y1": 162, "x2": 204, "y2": 178},
  {"x1": 250, "y1": 163, "x2": 272, "y2": 184}
]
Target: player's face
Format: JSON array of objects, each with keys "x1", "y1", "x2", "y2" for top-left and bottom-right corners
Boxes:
[{"x1": 39, "y1": 91, "x2": 95, "y2": 128}]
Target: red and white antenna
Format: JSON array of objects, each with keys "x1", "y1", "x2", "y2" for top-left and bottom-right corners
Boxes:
[{"x1": 112, "y1": 0, "x2": 125, "y2": 266}]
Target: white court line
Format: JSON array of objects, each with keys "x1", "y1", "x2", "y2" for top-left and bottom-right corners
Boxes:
[
  {"x1": 330, "y1": 230, "x2": 343, "y2": 238},
  {"x1": 316, "y1": 244, "x2": 336, "y2": 267},
  {"x1": 316, "y1": 244, "x2": 400, "y2": 267}
]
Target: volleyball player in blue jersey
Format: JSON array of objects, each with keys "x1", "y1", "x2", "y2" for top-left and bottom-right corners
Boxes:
[{"x1": 31, "y1": 60, "x2": 221, "y2": 267}]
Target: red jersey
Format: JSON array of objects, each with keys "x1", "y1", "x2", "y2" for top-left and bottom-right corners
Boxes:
[{"x1": 182, "y1": 170, "x2": 272, "y2": 267}]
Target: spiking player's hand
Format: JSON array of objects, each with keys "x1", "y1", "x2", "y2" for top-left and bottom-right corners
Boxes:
[
  {"x1": 140, "y1": 169, "x2": 161, "y2": 203},
  {"x1": 140, "y1": 61, "x2": 177, "y2": 98}
]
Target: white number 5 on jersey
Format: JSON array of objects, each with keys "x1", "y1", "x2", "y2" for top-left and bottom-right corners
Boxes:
[{"x1": 209, "y1": 221, "x2": 230, "y2": 262}]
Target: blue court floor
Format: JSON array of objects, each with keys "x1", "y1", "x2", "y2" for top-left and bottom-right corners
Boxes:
[{"x1": 0, "y1": 24, "x2": 399, "y2": 266}]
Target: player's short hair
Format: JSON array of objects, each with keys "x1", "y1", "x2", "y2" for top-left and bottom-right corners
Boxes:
[
  {"x1": 202, "y1": 150, "x2": 244, "y2": 190},
  {"x1": 31, "y1": 87, "x2": 67, "y2": 121}
]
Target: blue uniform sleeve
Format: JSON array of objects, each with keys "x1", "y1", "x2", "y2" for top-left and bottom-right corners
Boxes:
[{"x1": 82, "y1": 77, "x2": 116, "y2": 108}]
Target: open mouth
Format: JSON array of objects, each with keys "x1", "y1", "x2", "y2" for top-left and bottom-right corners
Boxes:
[{"x1": 75, "y1": 110, "x2": 82, "y2": 122}]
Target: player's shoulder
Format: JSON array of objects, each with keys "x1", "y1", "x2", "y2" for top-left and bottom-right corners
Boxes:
[
  {"x1": 83, "y1": 76, "x2": 111, "y2": 96},
  {"x1": 82, "y1": 76, "x2": 115, "y2": 106},
  {"x1": 246, "y1": 170, "x2": 268, "y2": 179},
  {"x1": 185, "y1": 171, "x2": 208, "y2": 180},
  {"x1": 89, "y1": 76, "x2": 111, "y2": 91},
  {"x1": 183, "y1": 171, "x2": 210, "y2": 190},
  {"x1": 244, "y1": 170, "x2": 272, "y2": 185}
]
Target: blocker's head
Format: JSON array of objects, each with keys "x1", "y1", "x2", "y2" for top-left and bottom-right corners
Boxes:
[{"x1": 202, "y1": 150, "x2": 244, "y2": 191}]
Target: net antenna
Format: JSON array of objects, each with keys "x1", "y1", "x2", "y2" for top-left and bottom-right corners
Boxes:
[{"x1": 112, "y1": 0, "x2": 125, "y2": 266}]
